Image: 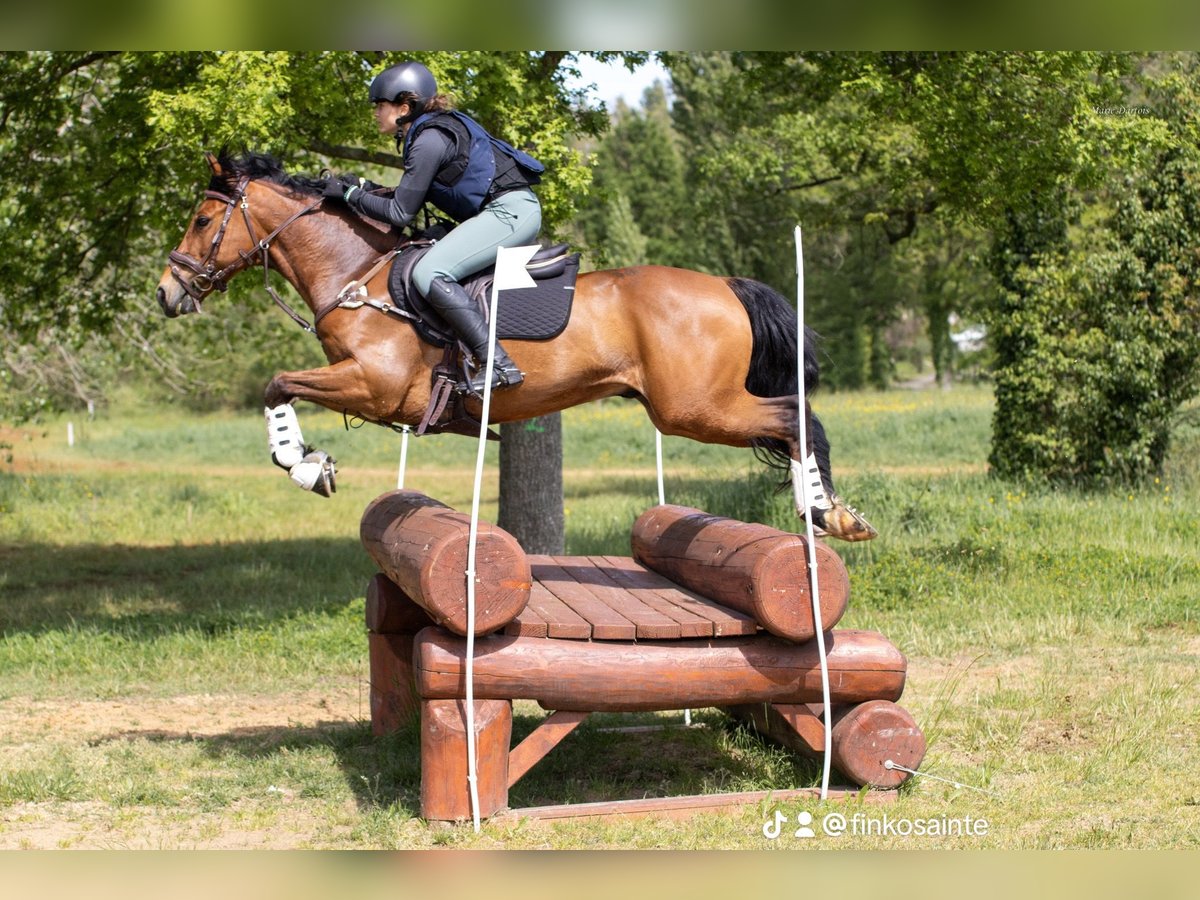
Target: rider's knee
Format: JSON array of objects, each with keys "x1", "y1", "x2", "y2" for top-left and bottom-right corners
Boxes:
[{"x1": 411, "y1": 258, "x2": 453, "y2": 298}]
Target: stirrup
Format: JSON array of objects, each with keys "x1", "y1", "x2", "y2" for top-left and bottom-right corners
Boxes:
[{"x1": 463, "y1": 362, "x2": 524, "y2": 396}]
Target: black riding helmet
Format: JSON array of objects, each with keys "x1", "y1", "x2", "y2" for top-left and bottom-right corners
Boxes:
[{"x1": 368, "y1": 61, "x2": 437, "y2": 123}]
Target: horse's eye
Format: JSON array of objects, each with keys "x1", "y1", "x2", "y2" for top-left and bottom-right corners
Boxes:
[{"x1": 195, "y1": 215, "x2": 211, "y2": 229}]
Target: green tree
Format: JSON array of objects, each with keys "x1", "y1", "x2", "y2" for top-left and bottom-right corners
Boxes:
[
  {"x1": 656, "y1": 51, "x2": 1199, "y2": 481},
  {"x1": 988, "y1": 60, "x2": 1200, "y2": 482},
  {"x1": 575, "y1": 83, "x2": 688, "y2": 269}
]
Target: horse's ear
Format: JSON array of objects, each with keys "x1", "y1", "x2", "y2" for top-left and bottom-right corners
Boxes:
[{"x1": 205, "y1": 153, "x2": 222, "y2": 176}]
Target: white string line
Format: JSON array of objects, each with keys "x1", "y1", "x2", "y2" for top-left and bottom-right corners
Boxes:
[
  {"x1": 884, "y1": 760, "x2": 1001, "y2": 798},
  {"x1": 795, "y1": 225, "x2": 833, "y2": 802},
  {"x1": 654, "y1": 428, "x2": 690, "y2": 727}
]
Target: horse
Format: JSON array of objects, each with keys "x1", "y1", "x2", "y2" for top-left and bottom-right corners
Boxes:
[{"x1": 155, "y1": 151, "x2": 875, "y2": 541}]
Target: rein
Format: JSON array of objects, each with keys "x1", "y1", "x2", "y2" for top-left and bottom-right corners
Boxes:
[{"x1": 167, "y1": 177, "x2": 326, "y2": 333}]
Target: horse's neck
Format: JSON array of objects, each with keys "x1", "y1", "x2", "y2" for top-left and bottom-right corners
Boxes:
[{"x1": 254, "y1": 185, "x2": 394, "y2": 313}]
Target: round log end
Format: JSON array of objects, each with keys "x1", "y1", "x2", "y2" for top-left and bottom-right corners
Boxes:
[
  {"x1": 361, "y1": 490, "x2": 532, "y2": 636},
  {"x1": 750, "y1": 538, "x2": 850, "y2": 641},
  {"x1": 830, "y1": 700, "x2": 927, "y2": 789}
]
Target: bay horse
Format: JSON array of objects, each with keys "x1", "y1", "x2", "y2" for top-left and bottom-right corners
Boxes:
[{"x1": 155, "y1": 151, "x2": 875, "y2": 541}]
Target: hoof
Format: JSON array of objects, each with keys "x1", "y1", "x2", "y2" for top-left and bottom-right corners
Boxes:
[
  {"x1": 288, "y1": 449, "x2": 337, "y2": 497},
  {"x1": 812, "y1": 503, "x2": 877, "y2": 542}
]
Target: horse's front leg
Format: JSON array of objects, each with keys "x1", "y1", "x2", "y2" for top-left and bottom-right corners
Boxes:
[
  {"x1": 265, "y1": 358, "x2": 375, "y2": 410},
  {"x1": 263, "y1": 359, "x2": 374, "y2": 498}
]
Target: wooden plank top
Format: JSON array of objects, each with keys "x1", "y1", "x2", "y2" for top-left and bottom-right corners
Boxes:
[{"x1": 506, "y1": 555, "x2": 758, "y2": 642}]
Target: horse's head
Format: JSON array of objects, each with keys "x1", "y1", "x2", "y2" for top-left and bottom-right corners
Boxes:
[
  {"x1": 156, "y1": 151, "x2": 325, "y2": 318},
  {"x1": 157, "y1": 153, "x2": 249, "y2": 317}
]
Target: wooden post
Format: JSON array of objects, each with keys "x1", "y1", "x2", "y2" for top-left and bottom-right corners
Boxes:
[
  {"x1": 631, "y1": 504, "x2": 849, "y2": 642},
  {"x1": 365, "y1": 574, "x2": 433, "y2": 735},
  {"x1": 361, "y1": 490, "x2": 531, "y2": 635},
  {"x1": 420, "y1": 698, "x2": 513, "y2": 821}
]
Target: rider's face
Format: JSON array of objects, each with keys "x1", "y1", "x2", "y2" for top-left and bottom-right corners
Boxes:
[{"x1": 373, "y1": 100, "x2": 410, "y2": 136}]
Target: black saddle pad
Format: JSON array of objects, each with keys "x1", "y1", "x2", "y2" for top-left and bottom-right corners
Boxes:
[{"x1": 387, "y1": 243, "x2": 579, "y2": 348}]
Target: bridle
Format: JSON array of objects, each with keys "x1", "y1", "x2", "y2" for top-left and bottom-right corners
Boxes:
[{"x1": 167, "y1": 175, "x2": 325, "y2": 333}]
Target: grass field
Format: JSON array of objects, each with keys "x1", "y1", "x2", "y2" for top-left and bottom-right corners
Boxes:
[{"x1": 2, "y1": 384, "x2": 1198, "y2": 849}]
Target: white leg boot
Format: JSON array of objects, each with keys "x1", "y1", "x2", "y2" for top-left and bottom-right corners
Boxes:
[
  {"x1": 791, "y1": 451, "x2": 832, "y2": 529},
  {"x1": 264, "y1": 404, "x2": 337, "y2": 497}
]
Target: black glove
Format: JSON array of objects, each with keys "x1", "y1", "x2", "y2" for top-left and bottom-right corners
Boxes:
[{"x1": 320, "y1": 175, "x2": 354, "y2": 202}]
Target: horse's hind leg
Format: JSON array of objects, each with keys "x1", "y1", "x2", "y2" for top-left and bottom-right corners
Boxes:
[
  {"x1": 804, "y1": 408, "x2": 876, "y2": 542},
  {"x1": 647, "y1": 388, "x2": 875, "y2": 541},
  {"x1": 766, "y1": 397, "x2": 876, "y2": 542}
]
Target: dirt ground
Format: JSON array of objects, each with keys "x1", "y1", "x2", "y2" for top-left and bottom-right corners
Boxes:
[{"x1": 0, "y1": 685, "x2": 369, "y2": 849}]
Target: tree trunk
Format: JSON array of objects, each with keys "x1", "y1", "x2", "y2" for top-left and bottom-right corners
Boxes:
[{"x1": 497, "y1": 413, "x2": 564, "y2": 554}]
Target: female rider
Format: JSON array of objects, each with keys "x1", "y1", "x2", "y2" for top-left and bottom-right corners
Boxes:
[{"x1": 324, "y1": 61, "x2": 543, "y2": 394}]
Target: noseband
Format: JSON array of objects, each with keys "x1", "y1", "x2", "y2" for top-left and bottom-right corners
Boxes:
[{"x1": 167, "y1": 176, "x2": 325, "y2": 332}]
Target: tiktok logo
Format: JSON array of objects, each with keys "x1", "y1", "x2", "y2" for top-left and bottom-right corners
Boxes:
[
  {"x1": 762, "y1": 810, "x2": 816, "y2": 839},
  {"x1": 762, "y1": 809, "x2": 786, "y2": 839}
]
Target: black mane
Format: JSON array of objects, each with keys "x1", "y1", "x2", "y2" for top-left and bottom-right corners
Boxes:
[{"x1": 208, "y1": 148, "x2": 325, "y2": 198}]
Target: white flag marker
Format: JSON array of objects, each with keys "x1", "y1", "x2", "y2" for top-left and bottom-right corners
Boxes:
[{"x1": 492, "y1": 244, "x2": 538, "y2": 291}]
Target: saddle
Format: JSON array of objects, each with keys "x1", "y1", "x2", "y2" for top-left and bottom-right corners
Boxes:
[
  {"x1": 383, "y1": 241, "x2": 580, "y2": 438},
  {"x1": 387, "y1": 241, "x2": 580, "y2": 349}
]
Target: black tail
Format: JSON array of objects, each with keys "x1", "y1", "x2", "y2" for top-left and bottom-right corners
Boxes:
[{"x1": 726, "y1": 277, "x2": 823, "y2": 475}]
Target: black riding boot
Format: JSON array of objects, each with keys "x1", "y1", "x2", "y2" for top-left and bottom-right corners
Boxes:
[{"x1": 426, "y1": 276, "x2": 525, "y2": 394}]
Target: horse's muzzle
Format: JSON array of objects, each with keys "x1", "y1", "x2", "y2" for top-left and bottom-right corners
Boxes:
[{"x1": 156, "y1": 283, "x2": 197, "y2": 318}]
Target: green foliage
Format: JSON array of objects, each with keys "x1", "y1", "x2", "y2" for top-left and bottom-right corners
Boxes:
[
  {"x1": 988, "y1": 59, "x2": 1200, "y2": 484},
  {"x1": 574, "y1": 83, "x2": 688, "y2": 269}
]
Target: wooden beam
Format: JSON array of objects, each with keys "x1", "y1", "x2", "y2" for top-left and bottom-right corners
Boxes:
[
  {"x1": 631, "y1": 504, "x2": 850, "y2": 642},
  {"x1": 492, "y1": 786, "x2": 895, "y2": 824},
  {"x1": 415, "y1": 628, "x2": 907, "y2": 712},
  {"x1": 507, "y1": 710, "x2": 590, "y2": 788}
]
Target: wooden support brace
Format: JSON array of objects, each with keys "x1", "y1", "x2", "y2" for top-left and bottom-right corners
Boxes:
[{"x1": 507, "y1": 710, "x2": 590, "y2": 789}]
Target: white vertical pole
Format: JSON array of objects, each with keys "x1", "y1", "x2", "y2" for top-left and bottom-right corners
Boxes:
[
  {"x1": 655, "y1": 429, "x2": 666, "y2": 506},
  {"x1": 795, "y1": 226, "x2": 833, "y2": 800},
  {"x1": 396, "y1": 425, "x2": 411, "y2": 490},
  {"x1": 67, "y1": 422, "x2": 75, "y2": 448},
  {"x1": 463, "y1": 245, "x2": 537, "y2": 832},
  {"x1": 463, "y1": 291, "x2": 503, "y2": 833}
]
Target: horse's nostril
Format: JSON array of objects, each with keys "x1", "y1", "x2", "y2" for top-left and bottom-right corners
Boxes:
[{"x1": 156, "y1": 286, "x2": 166, "y2": 305}]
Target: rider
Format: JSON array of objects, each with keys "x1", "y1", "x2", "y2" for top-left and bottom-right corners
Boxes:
[{"x1": 323, "y1": 60, "x2": 543, "y2": 393}]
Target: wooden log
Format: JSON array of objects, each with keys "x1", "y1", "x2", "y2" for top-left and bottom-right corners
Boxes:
[
  {"x1": 420, "y1": 698, "x2": 512, "y2": 821},
  {"x1": 361, "y1": 490, "x2": 531, "y2": 636},
  {"x1": 365, "y1": 572, "x2": 436, "y2": 634},
  {"x1": 368, "y1": 633, "x2": 420, "y2": 735},
  {"x1": 631, "y1": 504, "x2": 850, "y2": 642},
  {"x1": 414, "y1": 627, "x2": 906, "y2": 712},
  {"x1": 364, "y1": 574, "x2": 432, "y2": 735},
  {"x1": 830, "y1": 700, "x2": 926, "y2": 789},
  {"x1": 725, "y1": 702, "x2": 826, "y2": 757}
]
